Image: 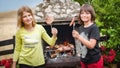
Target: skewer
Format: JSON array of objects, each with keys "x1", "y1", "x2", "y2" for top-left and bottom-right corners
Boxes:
[
  {"x1": 50, "y1": 24, "x2": 52, "y2": 31},
  {"x1": 73, "y1": 22, "x2": 75, "y2": 30},
  {"x1": 69, "y1": 17, "x2": 75, "y2": 30}
]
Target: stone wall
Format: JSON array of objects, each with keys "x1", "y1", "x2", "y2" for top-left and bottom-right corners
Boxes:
[{"x1": 34, "y1": 0, "x2": 80, "y2": 20}]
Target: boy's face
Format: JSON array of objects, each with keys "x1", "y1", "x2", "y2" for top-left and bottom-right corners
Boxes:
[{"x1": 80, "y1": 10, "x2": 91, "y2": 23}]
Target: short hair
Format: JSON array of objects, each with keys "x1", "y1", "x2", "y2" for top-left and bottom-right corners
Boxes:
[{"x1": 78, "y1": 4, "x2": 96, "y2": 24}]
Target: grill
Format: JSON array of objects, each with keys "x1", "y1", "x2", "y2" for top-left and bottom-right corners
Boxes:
[{"x1": 37, "y1": 18, "x2": 80, "y2": 68}]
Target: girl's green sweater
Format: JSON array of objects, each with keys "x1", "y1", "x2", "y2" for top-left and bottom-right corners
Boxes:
[{"x1": 13, "y1": 24, "x2": 57, "y2": 66}]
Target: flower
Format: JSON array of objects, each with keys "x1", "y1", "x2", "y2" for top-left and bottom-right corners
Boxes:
[
  {"x1": 100, "y1": 45, "x2": 116, "y2": 65},
  {"x1": 5, "y1": 61, "x2": 11, "y2": 68},
  {"x1": 1, "y1": 59, "x2": 7, "y2": 65},
  {"x1": 0, "y1": 58, "x2": 13, "y2": 68}
]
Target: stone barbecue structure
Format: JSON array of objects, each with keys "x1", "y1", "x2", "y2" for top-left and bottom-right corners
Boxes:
[
  {"x1": 33, "y1": 0, "x2": 81, "y2": 68},
  {"x1": 34, "y1": 0, "x2": 80, "y2": 20}
]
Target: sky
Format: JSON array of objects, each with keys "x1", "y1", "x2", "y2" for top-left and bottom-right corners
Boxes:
[{"x1": 0, "y1": 0, "x2": 43, "y2": 12}]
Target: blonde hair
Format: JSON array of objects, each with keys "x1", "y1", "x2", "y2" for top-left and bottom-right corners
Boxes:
[{"x1": 17, "y1": 6, "x2": 36, "y2": 28}]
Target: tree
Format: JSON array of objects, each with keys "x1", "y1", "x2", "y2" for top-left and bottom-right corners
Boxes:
[{"x1": 73, "y1": 0, "x2": 92, "y2": 5}]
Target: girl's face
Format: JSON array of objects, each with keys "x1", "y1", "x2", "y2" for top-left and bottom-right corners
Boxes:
[
  {"x1": 22, "y1": 11, "x2": 33, "y2": 26},
  {"x1": 80, "y1": 10, "x2": 91, "y2": 23}
]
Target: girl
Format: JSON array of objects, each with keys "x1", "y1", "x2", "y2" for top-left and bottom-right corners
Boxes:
[{"x1": 12, "y1": 6, "x2": 58, "y2": 68}]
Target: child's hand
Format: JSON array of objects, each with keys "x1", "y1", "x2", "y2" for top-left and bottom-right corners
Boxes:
[
  {"x1": 45, "y1": 16, "x2": 54, "y2": 25},
  {"x1": 51, "y1": 27, "x2": 58, "y2": 37},
  {"x1": 72, "y1": 30, "x2": 79, "y2": 39}
]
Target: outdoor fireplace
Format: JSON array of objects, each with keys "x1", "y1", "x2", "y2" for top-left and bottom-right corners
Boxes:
[
  {"x1": 34, "y1": 0, "x2": 81, "y2": 67},
  {"x1": 37, "y1": 19, "x2": 80, "y2": 68},
  {"x1": 44, "y1": 23, "x2": 74, "y2": 44}
]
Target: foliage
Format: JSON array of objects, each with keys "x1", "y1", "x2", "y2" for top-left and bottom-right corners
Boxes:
[
  {"x1": 74, "y1": 0, "x2": 120, "y2": 63},
  {"x1": 92, "y1": 0, "x2": 120, "y2": 48},
  {"x1": 92, "y1": 0, "x2": 120, "y2": 63},
  {"x1": 73, "y1": 0, "x2": 92, "y2": 5}
]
